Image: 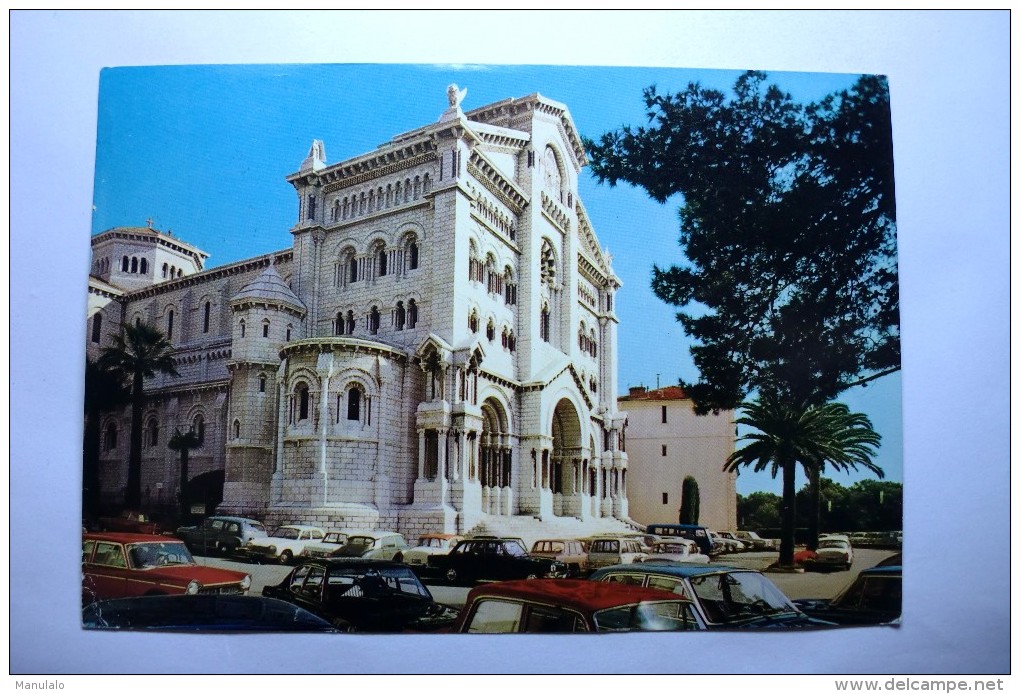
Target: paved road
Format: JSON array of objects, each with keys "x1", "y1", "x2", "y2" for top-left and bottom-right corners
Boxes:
[{"x1": 194, "y1": 546, "x2": 900, "y2": 608}]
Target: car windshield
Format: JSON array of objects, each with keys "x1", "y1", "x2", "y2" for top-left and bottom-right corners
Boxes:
[
  {"x1": 346, "y1": 536, "x2": 377, "y2": 549},
  {"x1": 272, "y1": 528, "x2": 301, "y2": 540},
  {"x1": 418, "y1": 537, "x2": 444, "y2": 549},
  {"x1": 819, "y1": 540, "x2": 850, "y2": 550},
  {"x1": 128, "y1": 541, "x2": 195, "y2": 569},
  {"x1": 249, "y1": 522, "x2": 267, "y2": 534},
  {"x1": 327, "y1": 566, "x2": 430, "y2": 598},
  {"x1": 688, "y1": 571, "x2": 795, "y2": 624},
  {"x1": 503, "y1": 541, "x2": 527, "y2": 557},
  {"x1": 594, "y1": 601, "x2": 701, "y2": 632}
]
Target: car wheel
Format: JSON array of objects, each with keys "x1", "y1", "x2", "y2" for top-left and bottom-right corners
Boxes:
[
  {"x1": 393, "y1": 552, "x2": 403, "y2": 563},
  {"x1": 279, "y1": 550, "x2": 293, "y2": 565},
  {"x1": 445, "y1": 568, "x2": 458, "y2": 584},
  {"x1": 331, "y1": 618, "x2": 357, "y2": 633}
]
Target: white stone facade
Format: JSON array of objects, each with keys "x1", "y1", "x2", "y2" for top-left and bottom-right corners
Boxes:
[
  {"x1": 617, "y1": 386, "x2": 737, "y2": 530},
  {"x1": 87, "y1": 89, "x2": 634, "y2": 538}
]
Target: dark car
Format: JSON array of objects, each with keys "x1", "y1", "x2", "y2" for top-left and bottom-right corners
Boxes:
[
  {"x1": 82, "y1": 533, "x2": 251, "y2": 604},
  {"x1": 82, "y1": 594, "x2": 336, "y2": 632},
  {"x1": 590, "y1": 563, "x2": 831, "y2": 629},
  {"x1": 793, "y1": 565, "x2": 902, "y2": 626},
  {"x1": 97, "y1": 510, "x2": 165, "y2": 535},
  {"x1": 427, "y1": 537, "x2": 568, "y2": 584},
  {"x1": 176, "y1": 515, "x2": 267, "y2": 556},
  {"x1": 262, "y1": 558, "x2": 459, "y2": 632},
  {"x1": 455, "y1": 579, "x2": 705, "y2": 633}
]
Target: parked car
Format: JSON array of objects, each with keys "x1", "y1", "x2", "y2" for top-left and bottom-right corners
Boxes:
[
  {"x1": 332, "y1": 531, "x2": 411, "y2": 561},
  {"x1": 589, "y1": 563, "x2": 830, "y2": 629},
  {"x1": 708, "y1": 531, "x2": 744, "y2": 554},
  {"x1": 300, "y1": 531, "x2": 351, "y2": 559},
  {"x1": 731, "y1": 530, "x2": 778, "y2": 551},
  {"x1": 529, "y1": 539, "x2": 590, "y2": 577},
  {"x1": 809, "y1": 536, "x2": 854, "y2": 571},
  {"x1": 428, "y1": 537, "x2": 568, "y2": 584},
  {"x1": 82, "y1": 594, "x2": 336, "y2": 632},
  {"x1": 638, "y1": 538, "x2": 710, "y2": 564},
  {"x1": 262, "y1": 558, "x2": 459, "y2": 632},
  {"x1": 97, "y1": 510, "x2": 165, "y2": 535},
  {"x1": 644, "y1": 523, "x2": 716, "y2": 556},
  {"x1": 454, "y1": 579, "x2": 705, "y2": 633},
  {"x1": 401, "y1": 534, "x2": 464, "y2": 573},
  {"x1": 586, "y1": 536, "x2": 648, "y2": 571},
  {"x1": 176, "y1": 516, "x2": 267, "y2": 556},
  {"x1": 714, "y1": 530, "x2": 748, "y2": 551},
  {"x1": 82, "y1": 532, "x2": 251, "y2": 605},
  {"x1": 241, "y1": 525, "x2": 326, "y2": 564},
  {"x1": 793, "y1": 565, "x2": 901, "y2": 626}
]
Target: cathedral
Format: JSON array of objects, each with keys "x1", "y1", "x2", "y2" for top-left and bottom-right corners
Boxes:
[{"x1": 86, "y1": 87, "x2": 635, "y2": 539}]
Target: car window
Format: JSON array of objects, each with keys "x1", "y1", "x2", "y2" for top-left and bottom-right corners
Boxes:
[
  {"x1": 379, "y1": 570, "x2": 430, "y2": 597},
  {"x1": 647, "y1": 575, "x2": 689, "y2": 597},
  {"x1": 858, "y1": 577, "x2": 901, "y2": 613},
  {"x1": 602, "y1": 573, "x2": 645, "y2": 587},
  {"x1": 93, "y1": 542, "x2": 126, "y2": 568},
  {"x1": 595, "y1": 601, "x2": 701, "y2": 632},
  {"x1": 466, "y1": 599, "x2": 524, "y2": 633},
  {"x1": 211, "y1": 520, "x2": 225, "y2": 531},
  {"x1": 226, "y1": 522, "x2": 239, "y2": 533},
  {"x1": 302, "y1": 566, "x2": 325, "y2": 598},
  {"x1": 311, "y1": 530, "x2": 324, "y2": 540},
  {"x1": 249, "y1": 522, "x2": 267, "y2": 534},
  {"x1": 523, "y1": 605, "x2": 587, "y2": 633},
  {"x1": 82, "y1": 540, "x2": 95, "y2": 563},
  {"x1": 289, "y1": 565, "x2": 311, "y2": 593},
  {"x1": 503, "y1": 542, "x2": 526, "y2": 557}
]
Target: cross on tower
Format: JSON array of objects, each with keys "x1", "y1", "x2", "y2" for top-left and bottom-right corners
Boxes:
[{"x1": 146, "y1": 218, "x2": 154, "y2": 228}]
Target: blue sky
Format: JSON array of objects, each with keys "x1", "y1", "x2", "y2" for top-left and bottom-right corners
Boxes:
[{"x1": 91, "y1": 63, "x2": 902, "y2": 496}]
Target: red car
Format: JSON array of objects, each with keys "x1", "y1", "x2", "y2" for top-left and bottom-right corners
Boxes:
[
  {"x1": 97, "y1": 510, "x2": 164, "y2": 534},
  {"x1": 454, "y1": 579, "x2": 706, "y2": 633},
  {"x1": 82, "y1": 532, "x2": 251, "y2": 604}
]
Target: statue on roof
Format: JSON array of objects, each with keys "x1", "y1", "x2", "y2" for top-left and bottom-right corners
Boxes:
[{"x1": 447, "y1": 84, "x2": 467, "y2": 109}]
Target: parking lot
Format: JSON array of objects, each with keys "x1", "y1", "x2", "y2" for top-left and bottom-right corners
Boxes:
[{"x1": 194, "y1": 546, "x2": 900, "y2": 608}]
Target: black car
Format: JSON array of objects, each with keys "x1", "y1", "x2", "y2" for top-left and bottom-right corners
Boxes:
[
  {"x1": 427, "y1": 537, "x2": 568, "y2": 584},
  {"x1": 793, "y1": 565, "x2": 902, "y2": 626},
  {"x1": 262, "y1": 558, "x2": 459, "y2": 632},
  {"x1": 82, "y1": 594, "x2": 336, "y2": 632},
  {"x1": 176, "y1": 516, "x2": 267, "y2": 556}
]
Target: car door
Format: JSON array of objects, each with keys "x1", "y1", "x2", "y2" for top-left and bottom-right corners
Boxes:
[{"x1": 85, "y1": 541, "x2": 130, "y2": 599}]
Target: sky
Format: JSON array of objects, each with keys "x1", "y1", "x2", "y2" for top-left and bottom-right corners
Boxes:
[{"x1": 90, "y1": 63, "x2": 902, "y2": 496}]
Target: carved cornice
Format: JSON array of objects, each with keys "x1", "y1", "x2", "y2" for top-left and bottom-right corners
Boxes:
[
  {"x1": 467, "y1": 151, "x2": 528, "y2": 216},
  {"x1": 540, "y1": 191, "x2": 570, "y2": 234},
  {"x1": 319, "y1": 151, "x2": 438, "y2": 193},
  {"x1": 279, "y1": 337, "x2": 408, "y2": 364},
  {"x1": 143, "y1": 380, "x2": 230, "y2": 398}
]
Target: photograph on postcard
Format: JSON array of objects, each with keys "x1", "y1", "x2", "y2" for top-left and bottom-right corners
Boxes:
[{"x1": 82, "y1": 63, "x2": 902, "y2": 633}]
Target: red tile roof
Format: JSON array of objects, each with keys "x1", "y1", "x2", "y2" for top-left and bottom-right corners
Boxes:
[{"x1": 618, "y1": 386, "x2": 689, "y2": 402}]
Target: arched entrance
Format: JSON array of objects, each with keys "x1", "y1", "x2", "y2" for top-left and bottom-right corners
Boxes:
[
  {"x1": 480, "y1": 398, "x2": 513, "y2": 515},
  {"x1": 550, "y1": 398, "x2": 583, "y2": 518}
]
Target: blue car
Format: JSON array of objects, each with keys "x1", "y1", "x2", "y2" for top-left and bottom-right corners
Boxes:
[
  {"x1": 589, "y1": 563, "x2": 832, "y2": 629},
  {"x1": 793, "y1": 565, "x2": 901, "y2": 625}
]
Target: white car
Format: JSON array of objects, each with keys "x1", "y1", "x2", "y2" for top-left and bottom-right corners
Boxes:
[
  {"x1": 638, "y1": 538, "x2": 710, "y2": 564},
  {"x1": 401, "y1": 534, "x2": 464, "y2": 569},
  {"x1": 299, "y1": 530, "x2": 350, "y2": 559},
  {"x1": 813, "y1": 537, "x2": 854, "y2": 570},
  {"x1": 586, "y1": 536, "x2": 649, "y2": 571},
  {"x1": 332, "y1": 530, "x2": 411, "y2": 561},
  {"x1": 732, "y1": 530, "x2": 778, "y2": 551},
  {"x1": 242, "y1": 524, "x2": 326, "y2": 564},
  {"x1": 708, "y1": 531, "x2": 745, "y2": 554},
  {"x1": 714, "y1": 530, "x2": 748, "y2": 551}
]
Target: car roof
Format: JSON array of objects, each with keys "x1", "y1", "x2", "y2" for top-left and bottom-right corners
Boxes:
[
  {"x1": 346, "y1": 530, "x2": 402, "y2": 539},
  {"x1": 591, "y1": 563, "x2": 744, "y2": 578},
  {"x1": 859, "y1": 565, "x2": 902, "y2": 576},
  {"x1": 207, "y1": 516, "x2": 262, "y2": 524},
  {"x1": 84, "y1": 532, "x2": 184, "y2": 543},
  {"x1": 275, "y1": 524, "x2": 324, "y2": 531},
  {"x1": 465, "y1": 579, "x2": 695, "y2": 612},
  {"x1": 301, "y1": 558, "x2": 408, "y2": 570},
  {"x1": 419, "y1": 533, "x2": 461, "y2": 540}
]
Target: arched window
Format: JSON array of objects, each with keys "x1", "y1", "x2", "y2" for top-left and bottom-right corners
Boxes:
[
  {"x1": 162, "y1": 263, "x2": 168, "y2": 278},
  {"x1": 296, "y1": 384, "x2": 309, "y2": 421},
  {"x1": 170, "y1": 265, "x2": 176, "y2": 278},
  {"x1": 335, "y1": 311, "x2": 345, "y2": 336},
  {"x1": 540, "y1": 239, "x2": 557, "y2": 285},
  {"x1": 258, "y1": 374, "x2": 267, "y2": 393},
  {"x1": 544, "y1": 145, "x2": 564, "y2": 202},
  {"x1": 131, "y1": 257, "x2": 138, "y2": 273},
  {"x1": 347, "y1": 386, "x2": 361, "y2": 421},
  {"x1": 349, "y1": 256, "x2": 358, "y2": 283},
  {"x1": 368, "y1": 306, "x2": 380, "y2": 335},
  {"x1": 332, "y1": 199, "x2": 340, "y2": 222},
  {"x1": 345, "y1": 311, "x2": 355, "y2": 334},
  {"x1": 377, "y1": 246, "x2": 388, "y2": 277},
  {"x1": 146, "y1": 418, "x2": 158, "y2": 447},
  {"x1": 307, "y1": 194, "x2": 316, "y2": 220},
  {"x1": 395, "y1": 301, "x2": 405, "y2": 330},
  {"x1": 407, "y1": 299, "x2": 418, "y2": 329},
  {"x1": 540, "y1": 303, "x2": 550, "y2": 342},
  {"x1": 191, "y1": 414, "x2": 205, "y2": 446},
  {"x1": 408, "y1": 241, "x2": 419, "y2": 270},
  {"x1": 177, "y1": 269, "x2": 183, "y2": 279},
  {"x1": 262, "y1": 320, "x2": 270, "y2": 338},
  {"x1": 203, "y1": 302, "x2": 211, "y2": 333},
  {"x1": 239, "y1": 320, "x2": 246, "y2": 338},
  {"x1": 233, "y1": 420, "x2": 240, "y2": 439},
  {"x1": 286, "y1": 324, "x2": 292, "y2": 341},
  {"x1": 422, "y1": 173, "x2": 431, "y2": 194},
  {"x1": 139, "y1": 258, "x2": 148, "y2": 275},
  {"x1": 468, "y1": 309, "x2": 479, "y2": 333},
  {"x1": 91, "y1": 313, "x2": 102, "y2": 343},
  {"x1": 166, "y1": 310, "x2": 174, "y2": 340},
  {"x1": 121, "y1": 256, "x2": 129, "y2": 272},
  {"x1": 590, "y1": 329, "x2": 598, "y2": 357},
  {"x1": 486, "y1": 319, "x2": 495, "y2": 342},
  {"x1": 104, "y1": 422, "x2": 118, "y2": 451}
]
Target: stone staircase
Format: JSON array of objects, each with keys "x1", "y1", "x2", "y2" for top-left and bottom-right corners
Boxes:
[{"x1": 465, "y1": 514, "x2": 644, "y2": 551}]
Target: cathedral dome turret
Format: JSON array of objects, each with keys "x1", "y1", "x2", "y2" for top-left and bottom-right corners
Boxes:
[{"x1": 230, "y1": 265, "x2": 306, "y2": 317}]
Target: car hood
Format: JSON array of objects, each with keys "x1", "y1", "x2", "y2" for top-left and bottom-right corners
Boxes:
[
  {"x1": 732, "y1": 611, "x2": 835, "y2": 629},
  {"x1": 137, "y1": 564, "x2": 249, "y2": 585}
]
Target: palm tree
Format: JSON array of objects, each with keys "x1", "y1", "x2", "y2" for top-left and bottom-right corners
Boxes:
[
  {"x1": 168, "y1": 428, "x2": 201, "y2": 519},
  {"x1": 83, "y1": 357, "x2": 130, "y2": 518},
  {"x1": 99, "y1": 322, "x2": 179, "y2": 508},
  {"x1": 725, "y1": 395, "x2": 882, "y2": 567}
]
